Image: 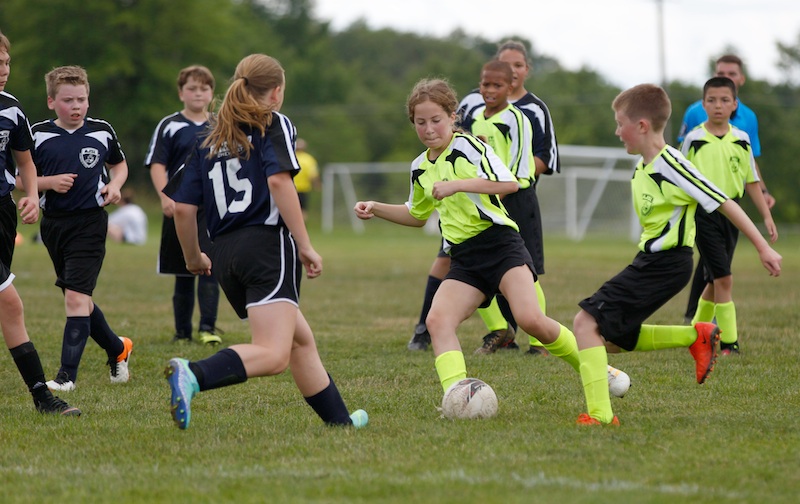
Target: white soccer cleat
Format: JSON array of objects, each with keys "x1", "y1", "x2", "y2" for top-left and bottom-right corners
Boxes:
[
  {"x1": 47, "y1": 370, "x2": 76, "y2": 392},
  {"x1": 110, "y1": 336, "x2": 133, "y2": 384},
  {"x1": 608, "y1": 365, "x2": 631, "y2": 398}
]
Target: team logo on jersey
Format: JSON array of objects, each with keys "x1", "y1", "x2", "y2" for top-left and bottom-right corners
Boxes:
[
  {"x1": 79, "y1": 147, "x2": 100, "y2": 169},
  {"x1": 0, "y1": 131, "x2": 9, "y2": 152},
  {"x1": 729, "y1": 156, "x2": 740, "y2": 173},
  {"x1": 640, "y1": 194, "x2": 654, "y2": 216}
]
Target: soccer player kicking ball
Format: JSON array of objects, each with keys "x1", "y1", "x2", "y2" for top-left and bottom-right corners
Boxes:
[{"x1": 572, "y1": 84, "x2": 781, "y2": 426}]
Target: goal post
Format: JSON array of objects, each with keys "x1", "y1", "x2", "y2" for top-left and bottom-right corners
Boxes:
[{"x1": 321, "y1": 146, "x2": 640, "y2": 241}]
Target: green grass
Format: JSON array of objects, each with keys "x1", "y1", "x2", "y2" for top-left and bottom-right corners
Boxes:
[{"x1": 1, "y1": 221, "x2": 798, "y2": 503}]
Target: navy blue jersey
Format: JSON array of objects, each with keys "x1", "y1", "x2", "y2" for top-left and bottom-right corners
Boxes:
[
  {"x1": 0, "y1": 91, "x2": 34, "y2": 198},
  {"x1": 31, "y1": 118, "x2": 126, "y2": 213},
  {"x1": 144, "y1": 112, "x2": 209, "y2": 177},
  {"x1": 169, "y1": 111, "x2": 299, "y2": 240}
]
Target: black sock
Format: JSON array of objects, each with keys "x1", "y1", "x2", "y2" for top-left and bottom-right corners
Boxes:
[
  {"x1": 418, "y1": 275, "x2": 442, "y2": 325},
  {"x1": 89, "y1": 304, "x2": 123, "y2": 359},
  {"x1": 61, "y1": 316, "x2": 91, "y2": 381},
  {"x1": 10, "y1": 341, "x2": 49, "y2": 400},
  {"x1": 304, "y1": 374, "x2": 351, "y2": 426},
  {"x1": 193, "y1": 348, "x2": 247, "y2": 391}
]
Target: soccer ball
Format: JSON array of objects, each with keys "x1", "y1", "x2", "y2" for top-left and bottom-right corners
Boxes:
[{"x1": 441, "y1": 378, "x2": 498, "y2": 419}]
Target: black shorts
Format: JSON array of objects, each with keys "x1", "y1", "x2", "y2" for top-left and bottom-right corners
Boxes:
[
  {"x1": 502, "y1": 186, "x2": 545, "y2": 275},
  {"x1": 447, "y1": 225, "x2": 535, "y2": 308},
  {"x1": 41, "y1": 209, "x2": 108, "y2": 296},
  {"x1": 158, "y1": 206, "x2": 214, "y2": 276},
  {"x1": 210, "y1": 225, "x2": 302, "y2": 319},
  {"x1": 695, "y1": 207, "x2": 739, "y2": 281},
  {"x1": 0, "y1": 262, "x2": 13, "y2": 290},
  {"x1": 578, "y1": 247, "x2": 693, "y2": 351},
  {"x1": 0, "y1": 194, "x2": 17, "y2": 269}
]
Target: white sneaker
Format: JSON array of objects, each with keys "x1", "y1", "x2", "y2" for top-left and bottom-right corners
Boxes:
[
  {"x1": 608, "y1": 365, "x2": 631, "y2": 398},
  {"x1": 109, "y1": 336, "x2": 133, "y2": 383},
  {"x1": 47, "y1": 371, "x2": 76, "y2": 392}
]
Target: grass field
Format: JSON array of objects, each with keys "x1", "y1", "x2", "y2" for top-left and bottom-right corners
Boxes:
[{"x1": 1, "y1": 218, "x2": 798, "y2": 503}]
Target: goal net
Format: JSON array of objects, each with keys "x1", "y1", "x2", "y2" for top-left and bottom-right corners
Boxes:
[{"x1": 320, "y1": 145, "x2": 640, "y2": 241}]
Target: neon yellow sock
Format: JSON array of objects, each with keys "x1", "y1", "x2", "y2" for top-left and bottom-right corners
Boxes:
[
  {"x1": 477, "y1": 297, "x2": 507, "y2": 332},
  {"x1": 635, "y1": 324, "x2": 697, "y2": 351},
  {"x1": 434, "y1": 351, "x2": 467, "y2": 392},
  {"x1": 542, "y1": 324, "x2": 580, "y2": 372},
  {"x1": 691, "y1": 297, "x2": 716, "y2": 325},
  {"x1": 529, "y1": 280, "x2": 547, "y2": 348},
  {"x1": 715, "y1": 301, "x2": 738, "y2": 344},
  {"x1": 579, "y1": 346, "x2": 614, "y2": 424}
]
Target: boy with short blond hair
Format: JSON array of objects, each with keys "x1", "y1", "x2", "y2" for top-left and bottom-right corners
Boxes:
[
  {"x1": 572, "y1": 83, "x2": 782, "y2": 426},
  {"x1": 31, "y1": 65, "x2": 133, "y2": 392},
  {"x1": 681, "y1": 77, "x2": 777, "y2": 355},
  {"x1": 0, "y1": 30, "x2": 80, "y2": 414}
]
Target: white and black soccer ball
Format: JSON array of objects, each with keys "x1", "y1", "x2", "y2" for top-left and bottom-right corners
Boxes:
[{"x1": 441, "y1": 378, "x2": 498, "y2": 419}]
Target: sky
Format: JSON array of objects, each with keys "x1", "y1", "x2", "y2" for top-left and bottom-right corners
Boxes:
[{"x1": 313, "y1": 0, "x2": 799, "y2": 89}]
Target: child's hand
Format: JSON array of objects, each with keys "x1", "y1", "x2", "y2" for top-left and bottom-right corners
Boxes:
[
  {"x1": 354, "y1": 201, "x2": 375, "y2": 220},
  {"x1": 160, "y1": 194, "x2": 176, "y2": 218},
  {"x1": 185, "y1": 253, "x2": 212, "y2": 276},
  {"x1": 299, "y1": 246, "x2": 322, "y2": 278},
  {"x1": 759, "y1": 247, "x2": 782, "y2": 277},
  {"x1": 51, "y1": 173, "x2": 77, "y2": 193},
  {"x1": 432, "y1": 181, "x2": 457, "y2": 200},
  {"x1": 765, "y1": 219, "x2": 778, "y2": 243},
  {"x1": 17, "y1": 196, "x2": 39, "y2": 224},
  {"x1": 101, "y1": 184, "x2": 122, "y2": 206}
]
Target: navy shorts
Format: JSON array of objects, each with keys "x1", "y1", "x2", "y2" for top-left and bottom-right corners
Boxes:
[
  {"x1": 159, "y1": 205, "x2": 214, "y2": 276},
  {"x1": 0, "y1": 194, "x2": 17, "y2": 269},
  {"x1": 41, "y1": 209, "x2": 107, "y2": 296},
  {"x1": 695, "y1": 206, "x2": 739, "y2": 281},
  {"x1": 447, "y1": 225, "x2": 535, "y2": 308},
  {"x1": 210, "y1": 225, "x2": 302, "y2": 319},
  {"x1": 578, "y1": 247, "x2": 693, "y2": 351}
]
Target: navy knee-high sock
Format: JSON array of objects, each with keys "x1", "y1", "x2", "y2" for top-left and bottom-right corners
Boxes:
[
  {"x1": 173, "y1": 276, "x2": 195, "y2": 338},
  {"x1": 197, "y1": 274, "x2": 220, "y2": 332},
  {"x1": 61, "y1": 316, "x2": 91, "y2": 381},
  {"x1": 418, "y1": 275, "x2": 442, "y2": 326},
  {"x1": 191, "y1": 348, "x2": 247, "y2": 391},
  {"x1": 90, "y1": 304, "x2": 123, "y2": 360},
  {"x1": 10, "y1": 341, "x2": 50, "y2": 401},
  {"x1": 304, "y1": 374, "x2": 352, "y2": 426}
]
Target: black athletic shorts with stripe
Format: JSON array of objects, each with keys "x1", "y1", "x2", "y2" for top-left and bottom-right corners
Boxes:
[
  {"x1": 210, "y1": 225, "x2": 301, "y2": 320},
  {"x1": 40, "y1": 208, "x2": 108, "y2": 296},
  {"x1": 578, "y1": 247, "x2": 693, "y2": 351}
]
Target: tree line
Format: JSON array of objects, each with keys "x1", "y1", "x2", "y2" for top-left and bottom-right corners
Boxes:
[{"x1": 2, "y1": 0, "x2": 798, "y2": 220}]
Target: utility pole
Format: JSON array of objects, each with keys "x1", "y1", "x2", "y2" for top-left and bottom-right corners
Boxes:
[{"x1": 656, "y1": 0, "x2": 672, "y2": 143}]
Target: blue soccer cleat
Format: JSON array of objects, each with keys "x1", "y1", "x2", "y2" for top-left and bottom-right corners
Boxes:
[{"x1": 165, "y1": 358, "x2": 199, "y2": 430}]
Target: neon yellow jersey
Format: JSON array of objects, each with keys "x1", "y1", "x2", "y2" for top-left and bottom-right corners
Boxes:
[
  {"x1": 406, "y1": 132, "x2": 518, "y2": 251},
  {"x1": 469, "y1": 103, "x2": 535, "y2": 188},
  {"x1": 680, "y1": 124, "x2": 758, "y2": 199},
  {"x1": 632, "y1": 145, "x2": 727, "y2": 253}
]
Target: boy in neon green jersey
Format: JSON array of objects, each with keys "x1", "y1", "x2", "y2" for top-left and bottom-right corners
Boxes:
[
  {"x1": 681, "y1": 77, "x2": 777, "y2": 355},
  {"x1": 572, "y1": 84, "x2": 782, "y2": 426}
]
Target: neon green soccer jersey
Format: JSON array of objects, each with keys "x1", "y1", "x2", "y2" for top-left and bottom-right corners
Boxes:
[
  {"x1": 680, "y1": 124, "x2": 758, "y2": 199},
  {"x1": 470, "y1": 103, "x2": 535, "y2": 188},
  {"x1": 632, "y1": 145, "x2": 728, "y2": 253},
  {"x1": 406, "y1": 132, "x2": 518, "y2": 251}
]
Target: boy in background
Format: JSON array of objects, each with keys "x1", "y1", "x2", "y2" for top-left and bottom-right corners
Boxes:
[
  {"x1": 681, "y1": 77, "x2": 777, "y2": 355},
  {"x1": 572, "y1": 84, "x2": 781, "y2": 426},
  {"x1": 145, "y1": 65, "x2": 221, "y2": 345},
  {"x1": 0, "y1": 29, "x2": 80, "y2": 415},
  {"x1": 31, "y1": 65, "x2": 133, "y2": 392}
]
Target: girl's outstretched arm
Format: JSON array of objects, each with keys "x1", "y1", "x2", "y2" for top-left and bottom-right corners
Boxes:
[{"x1": 354, "y1": 201, "x2": 426, "y2": 227}]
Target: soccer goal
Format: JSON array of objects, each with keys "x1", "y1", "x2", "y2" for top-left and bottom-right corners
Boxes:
[{"x1": 320, "y1": 145, "x2": 639, "y2": 241}]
